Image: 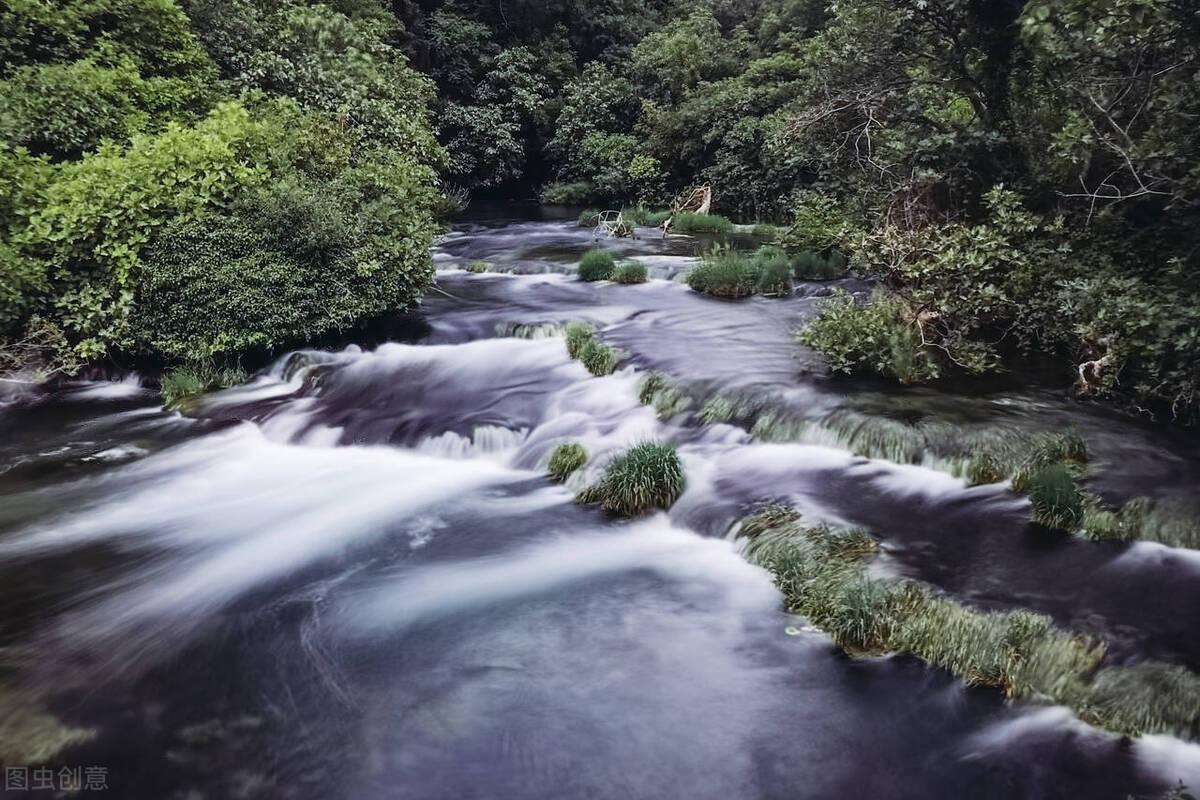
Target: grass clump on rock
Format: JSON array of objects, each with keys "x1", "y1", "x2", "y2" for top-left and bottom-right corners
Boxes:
[
  {"x1": 1026, "y1": 463, "x2": 1086, "y2": 530},
  {"x1": 161, "y1": 362, "x2": 246, "y2": 409},
  {"x1": 637, "y1": 372, "x2": 691, "y2": 419},
  {"x1": 612, "y1": 261, "x2": 648, "y2": 284},
  {"x1": 466, "y1": 261, "x2": 490, "y2": 273},
  {"x1": 563, "y1": 321, "x2": 622, "y2": 376},
  {"x1": 548, "y1": 442, "x2": 588, "y2": 482},
  {"x1": 686, "y1": 246, "x2": 795, "y2": 299},
  {"x1": 577, "y1": 441, "x2": 684, "y2": 516},
  {"x1": 578, "y1": 249, "x2": 616, "y2": 281}
]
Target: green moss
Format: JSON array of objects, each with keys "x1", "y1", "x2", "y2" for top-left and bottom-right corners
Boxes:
[
  {"x1": 578, "y1": 441, "x2": 685, "y2": 516},
  {"x1": 578, "y1": 249, "x2": 616, "y2": 281},
  {"x1": 161, "y1": 362, "x2": 246, "y2": 408},
  {"x1": 548, "y1": 442, "x2": 588, "y2": 482},
  {"x1": 612, "y1": 261, "x2": 648, "y2": 284}
]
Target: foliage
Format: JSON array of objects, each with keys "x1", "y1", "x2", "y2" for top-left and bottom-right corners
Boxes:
[
  {"x1": 577, "y1": 249, "x2": 616, "y2": 281},
  {"x1": 612, "y1": 262, "x2": 647, "y2": 284},
  {"x1": 563, "y1": 320, "x2": 622, "y2": 376},
  {"x1": 160, "y1": 360, "x2": 245, "y2": 408},
  {"x1": 637, "y1": 371, "x2": 690, "y2": 419},
  {"x1": 790, "y1": 250, "x2": 847, "y2": 280},
  {"x1": 542, "y1": 182, "x2": 595, "y2": 205},
  {"x1": 670, "y1": 212, "x2": 733, "y2": 234},
  {"x1": 548, "y1": 442, "x2": 588, "y2": 482},
  {"x1": 578, "y1": 441, "x2": 684, "y2": 516}
]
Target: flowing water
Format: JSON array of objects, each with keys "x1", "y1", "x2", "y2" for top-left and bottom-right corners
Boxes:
[{"x1": 2, "y1": 211, "x2": 1199, "y2": 798}]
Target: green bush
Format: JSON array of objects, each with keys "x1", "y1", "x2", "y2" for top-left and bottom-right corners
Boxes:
[
  {"x1": 160, "y1": 361, "x2": 246, "y2": 408},
  {"x1": 612, "y1": 261, "x2": 648, "y2": 284},
  {"x1": 542, "y1": 181, "x2": 595, "y2": 205},
  {"x1": 799, "y1": 290, "x2": 943, "y2": 384},
  {"x1": 578, "y1": 249, "x2": 616, "y2": 281},
  {"x1": 548, "y1": 442, "x2": 588, "y2": 481},
  {"x1": 791, "y1": 250, "x2": 849, "y2": 280},
  {"x1": 671, "y1": 212, "x2": 734, "y2": 234},
  {"x1": 578, "y1": 441, "x2": 685, "y2": 516}
]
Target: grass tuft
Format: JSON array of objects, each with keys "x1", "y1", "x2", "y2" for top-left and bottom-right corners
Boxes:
[
  {"x1": 578, "y1": 249, "x2": 616, "y2": 281},
  {"x1": 1026, "y1": 463, "x2": 1086, "y2": 530},
  {"x1": 686, "y1": 246, "x2": 795, "y2": 298},
  {"x1": 563, "y1": 321, "x2": 622, "y2": 375},
  {"x1": 466, "y1": 260, "x2": 489, "y2": 273},
  {"x1": 578, "y1": 209, "x2": 601, "y2": 228},
  {"x1": 564, "y1": 321, "x2": 594, "y2": 359},
  {"x1": 578, "y1": 441, "x2": 685, "y2": 516},
  {"x1": 548, "y1": 442, "x2": 588, "y2": 482},
  {"x1": 612, "y1": 261, "x2": 648, "y2": 284},
  {"x1": 637, "y1": 371, "x2": 691, "y2": 418},
  {"x1": 161, "y1": 362, "x2": 246, "y2": 409}
]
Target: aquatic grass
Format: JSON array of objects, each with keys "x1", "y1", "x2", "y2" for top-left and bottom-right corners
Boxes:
[
  {"x1": 612, "y1": 261, "x2": 648, "y2": 284},
  {"x1": 1078, "y1": 497, "x2": 1200, "y2": 549},
  {"x1": 466, "y1": 260, "x2": 490, "y2": 273},
  {"x1": 564, "y1": 321, "x2": 594, "y2": 359},
  {"x1": 578, "y1": 209, "x2": 601, "y2": 228},
  {"x1": 1081, "y1": 663, "x2": 1200, "y2": 739},
  {"x1": 637, "y1": 371, "x2": 690, "y2": 419},
  {"x1": 548, "y1": 442, "x2": 588, "y2": 482},
  {"x1": 579, "y1": 339, "x2": 621, "y2": 376},
  {"x1": 671, "y1": 212, "x2": 734, "y2": 234},
  {"x1": 622, "y1": 206, "x2": 671, "y2": 227},
  {"x1": 578, "y1": 441, "x2": 685, "y2": 516},
  {"x1": 0, "y1": 689, "x2": 94, "y2": 765},
  {"x1": 160, "y1": 362, "x2": 246, "y2": 408},
  {"x1": 756, "y1": 256, "x2": 793, "y2": 297},
  {"x1": 1026, "y1": 463, "x2": 1086, "y2": 530},
  {"x1": 578, "y1": 249, "x2": 616, "y2": 281},
  {"x1": 685, "y1": 250, "x2": 761, "y2": 298}
]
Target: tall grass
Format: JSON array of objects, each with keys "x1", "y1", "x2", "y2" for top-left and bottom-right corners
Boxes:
[
  {"x1": 671, "y1": 212, "x2": 734, "y2": 234},
  {"x1": 578, "y1": 249, "x2": 615, "y2": 281},
  {"x1": 637, "y1": 372, "x2": 691, "y2": 419},
  {"x1": 791, "y1": 249, "x2": 849, "y2": 280},
  {"x1": 578, "y1": 209, "x2": 601, "y2": 228},
  {"x1": 563, "y1": 321, "x2": 622, "y2": 376},
  {"x1": 622, "y1": 206, "x2": 672, "y2": 227},
  {"x1": 686, "y1": 246, "x2": 794, "y2": 298},
  {"x1": 577, "y1": 441, "x2": 685, "y2": 516}
]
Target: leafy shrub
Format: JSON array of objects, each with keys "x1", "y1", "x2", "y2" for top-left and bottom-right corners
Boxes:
[
  {"x1": 578, "y1": 249, "x2": 615, "y2": 281},
  {"x1": 791, "y1": 250, "x2": 849, "y2": 280},
  {"x1": 542, "y1": 181, "x2": 595, "y2": 205},
  {"x1": 612, "y1": 262, "x2": 647, "y2": 284},
  {"x1": 160, "y1": 361, "x2": 245, "y2": 408},
  {"x1": 781, "y1": 193, "x2": 861, "y2": 254},
  {"x1": 548, "y1": 442, "x2": 588, "y2": 481},
  {"x1": 671, "y1": 212, "x2": 734, "y2": 234},
  {"x1": 578, "y1": 441, "x2": 685, "y2": 516},
  {"x1": 799, "y1": 290, "x2": 942, "y2": 384}
]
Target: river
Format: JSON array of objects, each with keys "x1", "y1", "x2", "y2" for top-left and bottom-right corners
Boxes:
[{"x1": 1, "y1": 209, "x2": 1198, "y2": 798}]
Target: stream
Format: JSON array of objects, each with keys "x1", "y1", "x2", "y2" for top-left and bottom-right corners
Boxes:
[{"x1": 1, "y1": 209, "x2": 1199, "y2": 798}]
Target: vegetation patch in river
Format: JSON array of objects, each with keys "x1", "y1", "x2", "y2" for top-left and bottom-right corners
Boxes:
[
  {"x1": 548, "y1": 442, "x2": 588, "y2": 482},
  {"x1": 638, "y1": 372, "x2": 691, "y2": 420},
  {"x1": 466, "y1": 260, "x2": 490, "y2": 273},
  {"x1": 578, "y1": 249, "x2": 617, "y2": 282},
  {"x1": 685, "y1": 246, "x2": 794, "y2": 299},
  {"x1": 742, "y1": 510, "x2": 1200, "y2": 739},
  {"x1": 563, "y1": 321, "x2": 622, "y2": 376},
  {"x1": 612, "y1": 262, "x2": 648, "y2": 285},
  {"x1": 577, "y1": 441, "x2": 684, "y2": 516},
  {"x1": 160, "y1": 361, "x2": 247, "y2": 409}
]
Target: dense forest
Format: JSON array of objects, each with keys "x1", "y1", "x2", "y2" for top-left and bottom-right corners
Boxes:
[{"x1": 1, "y1": 0, "x2": 1198, "y2": 419}]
